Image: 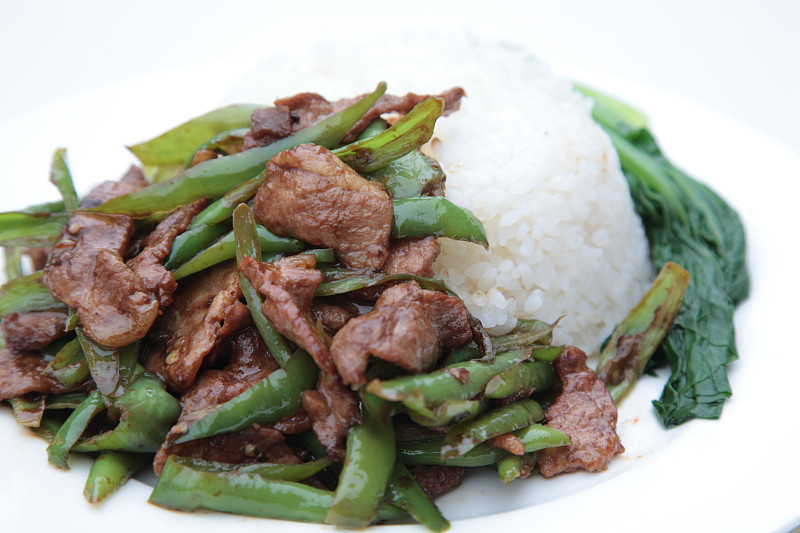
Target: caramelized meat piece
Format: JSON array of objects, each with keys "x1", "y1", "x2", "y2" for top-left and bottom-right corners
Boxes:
[
  {"x1": 153, "y1": 327, "x2": 282, "y2": 474},
  {"x1": 382, "y1": 237, "x2": 441, "y2": 277},
  {"x1": 0, "y1": 348, "x2": 90, "y2": 400},
  {"x1": 79, "y1": 165, "x2": 146, "y2": 208},
  {"x1": 43, "y1": 213, "x2": 159, "y2": 348},
  {"x1": 241, "y1": 106, "x2": 293, "y2": 150},
  {"x1": 254, "y1": 144, "x2": 393, "y2": 270},
  {"x1": 301, "y1": 371, "x2": 361, "y2": 462},
  {"x1": 330, "y1": 281, "x2": 471, "y2": 386},
  {"x1": 143, "y1": 262, "x2": 249, "y2": 393},
  {"x1": 127, "y1": 200, "x2": 206, "y2": 307},
  {"x1": 154, "y1": 424, "x2": 301, "y2": 476},
  {"x1": 409, "y1": 465, "x2": 466, "y2": 500},
  {"x1": 538, "y1": 346, "x2": 624, "y2": 477},
  {"x1": 239, "y1": 254, "x2": 332, "y2": 372},
  {"x1": 312, "y1": 301, "x2": 356, "y2": 335},
  {"x1": 1, "y1": 310, "x2": 68, "y2": 351}
]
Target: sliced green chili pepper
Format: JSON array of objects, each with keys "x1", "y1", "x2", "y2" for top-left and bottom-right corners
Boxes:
[
  {"x1": 385, "y1": 461, "x2": 450, "y2": 532},
  {"x1": 173, "y1": 349, "x2": 318, "y2": 444},
  {"x1": 47, "y1": 389, "x2": 105, "y2": 469},
  {"x1": 326, "y1": 411, "x2": 396, "y2": 528},
  {"x1": 484, "y1": 361, "x2": 557, "y2": 399},
  {"x1": 232, "y1": 203, "x2": 294, "y2": 367},
  {"x1": 172, "y1": 224, "x2": 304, "y2": 280},
  {"x1": 316, "y1": 271, "x2": 449, "y2": 297},
  {"x1": 3, "y1": 246, "x2": 24, "y2": 281},
  {"x1": 8, "y1": 395, "x2": 45, "y2": 427},
  {"x1": 188, "y1": 171, "x2": 266, "y2": 229},
  {"x1": 440, "y1": 399, "x2": 545, "y2": 458},
  {"x1": 367, "y1": 150, "x2": 446, "y2": 199},
  {"x1": 0, "y1": 211, "x2": 69, "y2": 247},
  {"x1": 129, "y1": 104, "x2": 262, "y2": 166},
  {"x1": 46, "y1": 391, "x2": 90, "y2": 410},
  {"x1": 49, "y1": 148, "x2": 79, "y2": 211},
  {"x1": 171, "y1": 455, "x2": 332, "y2": 481},
  {"x1": 84, "y1": 451, "x2": 149, "y2": 504},
  {"x1": 44, "y1": 337, "x2": 90, "y2": 388},
  {"x1": 301, "y1": 247, "x2": 336, "y2": 263},
  {"x1": 18, "y1": 200, "x2": 65, "y2": 214},
  {"x1": 398, "y1": 424, "x2": 568, "y2": 467},
  {"x1": 356, "y1": 118, "x2": 388, "y2": 140},
  {"x1": 164, "y1": 220, "x2": 231, "y2": 270},
  {"x1": 91, "y1": 83, "x2": 386, "y2": 217},
  {"x1": 27, "y1": 416, "x2": 63, "y2": 441},
  {"x1": 73, "y1": 373, "x2": 180, "y2": 453},
  {"x1": 366, "y1": 349, "x2": 530, "y2": 411},
  {"x1": 75, "y1": 331, "x2": 139, "y2": 398},
  {"x1": 497, "y1": 452, "x2": 538, "y2": 485},
  {"x1": 0, "y1": 271, "x2": 67, "y2": 315},
  {"x1": 392, "y1": 196, "x2": 489, "y2": 247},
  {"x1": 182, "y1": 127, "x2": 249, "y2": 168},
  {"x1": 444, "y1": 319, "x2": 560, "y2": 365},
  {"x1": 406, "y1": 398, "x2": 486, "y2": 428},
  {"x1": 334, "y1": 97, "x2": 444, "y2": 173},
  {"x1": 596, "y1": 261, "x2": 690, "y2": 403}
]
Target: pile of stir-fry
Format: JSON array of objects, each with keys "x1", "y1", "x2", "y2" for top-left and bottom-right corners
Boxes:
[{"x1": 0, "y1": 82, "x2": 689, "y2": 530}]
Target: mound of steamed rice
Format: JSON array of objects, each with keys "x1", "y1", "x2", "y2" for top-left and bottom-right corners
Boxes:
[{"x1": 227, "y1": 34, "x2": 653, "y2": 352}]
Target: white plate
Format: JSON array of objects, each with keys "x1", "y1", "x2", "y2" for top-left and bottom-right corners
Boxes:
[{"x1": 1, "y1": 58, "x2": 799, "y2": 533}]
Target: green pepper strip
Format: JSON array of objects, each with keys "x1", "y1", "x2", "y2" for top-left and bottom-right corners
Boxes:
[
  {"x1": 84, "y1": 451, "x2": 149, "y2": 504},
  {"x1": 181, "y1": 127, "x2": 249, "y2": 168},
  {"x1": 170, "y1": 455, "x2": 332, "y2": 481},
  {"x1": 188, "y1": 170, "x2": 266, "y2": 229},
  {"x1": 596, "y1": 261, "x2": 691, "y2": 404},
  {"x1": 46, "y1": 391, "x2": 90, "y2": 410},
  {"x1": 73, "y1": 373, "x2": 180, "y2": 453},
  {"x1": 9, "y1": 395, "x2": 45, "y2": 427},
  {"x1": 149, "y1": 455, "x2": 333, "y2": 523},
  {"x1": 440, "y1": 399, "x2": 544, "y2": 458},
  {"x1": 484, "y1": 360, "x2": 557, "y2": 399},
  {"x1": 47, "y1": 389, "x2": 105, "y2": 469},
  {"x1": 91, "y1": 83, "x2": 386, "y2": 217},
  {"x1": 0, "y1": 271, "x2": 67, "y2": 315},
  {"x1": 444, "y1": 319, "x2": 560, "y2": 365},
  {"x1": 27, "y1": 416, "x2": 64, "y2": 442},
  {"x1": 129, "y1": 104, "x2": 262, "y2": 166},
  {"x1": 333, "y1": 96, "x2": 444, "y2": 173},
  {"x1": 385, "y1": 461, "x2": 450, "y2": 532},
  {"x1": 326, "y1": 410, "x2": 396, "y2": 528},
  {"x1": 367, "y1": 149, "x2": 446, "y2": 199},
  {"x1": 0, "y1": 211, "x2": 69, "y2": 247},
  {"x1": 366, "y1": 349, "x2": 530, "y2": 410},
  {"x1": 232, "y1": 203, "x2": 294, "y2": 367},
  {"x1": 49, "y1": 148, "x2": 79, "y2": 211},
  {"x1": 497, "y1": 452, "x2": 538, "y2": 486},
  {"x1": 398, "y1": 424, "x2": 569, "y2": 467},
  {"x1": 172, "y1": 349, "x2": 318, "y2": 444},
  {"x1": 75, "y1": 331, "x2": 139, "y2": 398},
  {"x1": 392, "y1": 196, "x2": 489, "y2": 248},
  {"x1": 407, "y1": 397, "x2": 486, "y2": 428},
  {"x1": 163, "y1": 221, "x2": 230, "y2": 270},
  {"x1": 3, "y1": 247, "x2": 23, "y2": 281},
  {"x1": 44, "y1": 337, "x2": 90, "y2": 388},
  {"x1": 172, "y1": 224, "x2": 304, "y2": 281}
]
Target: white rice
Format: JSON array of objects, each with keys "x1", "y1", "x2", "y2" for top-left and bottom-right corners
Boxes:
[{"x1": 227, "y1": 33, "x2": 653, "y2": 353}]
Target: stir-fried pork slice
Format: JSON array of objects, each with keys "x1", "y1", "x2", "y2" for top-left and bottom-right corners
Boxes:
[
  {"x1": 241, "y1": 106, "x2": 293, "y2": 151},
  {"x1": 1, "y1": 310, "x2": 69, "y2": 351},
  {"x1": 0, "y1": 347, "x2": 91, "y2": 400},
  {"x1": 330, "y1": 281, "x2": 471, "y2": 386},
  {"x1": 154, "y1": 424, "x2": 301, "y2": 476},
  {"x1": 382, "y1": 237, "x2": 441, "y2": 277},
  {"x1": 312, "y1": 301, "x2": 356, "y2": 335},
  {"x1": 142, "y1": 261, "x2": 250, "y2": 393},
  {"x1": 301, "y1": 371, "x2": 361, "y2": 462},
  {"x1": 79, "y1": 165, "x2": 147, "y2": 208},
  {"x1": 43, "y1": 213, "x2": 159, "y2": 348},
  {"x1": 254, "y1": 144, "x2": 393, "y2": 270},
  {"x1": 153, "y1": 327, "x2": 283, "y2": 474},
  {"x1": 127, "y1": 200, "x2": 206, "y2": 307},
  {"x1": 537, "y1": 346, "x2": 625, "y2": 477},
  {"x1": 409, "y1": 465, "x2": 466, "y2": 500},
  {"x1": 239, "y1": 254, "x2": 332, "y2": 372}
]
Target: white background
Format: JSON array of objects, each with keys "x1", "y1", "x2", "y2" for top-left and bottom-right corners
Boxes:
[{"x1": 0, "y1": 1, "x2": 798, "y2": 532}]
